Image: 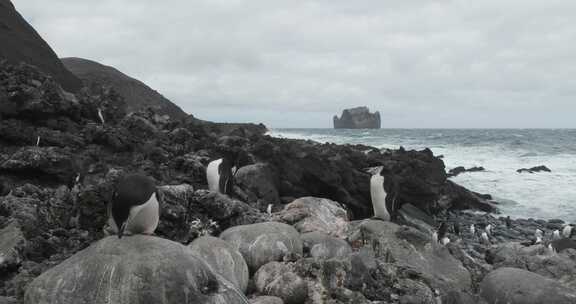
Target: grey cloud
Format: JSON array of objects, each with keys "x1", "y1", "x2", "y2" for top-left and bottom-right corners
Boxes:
[{"x1": 14, "y1": 0, "x2": 576, "y2": 127}]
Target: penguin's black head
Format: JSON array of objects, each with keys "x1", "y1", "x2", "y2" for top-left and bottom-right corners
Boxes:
[{"x1": 111, "y1": 174, "x2": 156, "y2": 239}]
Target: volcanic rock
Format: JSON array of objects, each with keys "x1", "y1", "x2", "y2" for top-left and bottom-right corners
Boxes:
[
  {"x1": 234, "y1": 163, "x2": 280, "y2": 210},
  {"x1": 0, "y1": 0, "x2": 81, "y2": 92},
  {"x1": 517, "y1": 165, "x2": 552, "y2": 173},
  {"x1": 62, "y1": 57, "x2": 187, "y2": 120}
]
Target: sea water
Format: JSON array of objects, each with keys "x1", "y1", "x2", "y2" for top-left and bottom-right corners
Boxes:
[{"x1": 270, "y1": 129, "x2": 576, "y2": 223}]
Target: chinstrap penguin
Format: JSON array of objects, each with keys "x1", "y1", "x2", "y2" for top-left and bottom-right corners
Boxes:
[
  {"x1": 109, "y1": 174, "x2": 160, "y2": 238},
  {"x1": 480, "y1": 231, "x2": 490, "y2": 245},
  {"x1": 370, "y1": 168, "x2": 390, "y2": 221},
  {"x1": 207, "y1": 150, "x2": 250, "y2": 195},
  {"x1": 369, "y1": 167, "x2": 399, "y2": 221}
]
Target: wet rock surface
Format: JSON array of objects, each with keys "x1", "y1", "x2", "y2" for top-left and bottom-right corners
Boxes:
[
  {"x1": 517, "y1": 165, "x2": 552, "y2": 173},
  {"x1": 448, "y1": 166, "x2": 485, "y2": 177}
]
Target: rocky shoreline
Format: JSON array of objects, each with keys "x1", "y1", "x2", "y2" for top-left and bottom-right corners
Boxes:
[{"x1": 1, "y1": 62, "x2": 576, "y2": 303}]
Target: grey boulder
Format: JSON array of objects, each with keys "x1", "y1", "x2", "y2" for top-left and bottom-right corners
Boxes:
[
  {"x1": 254, "y1": 262, "x2": 307, "y2": 304},
  {"x1": 189, "y1": 236, "x2": 250, "y2": 292},
  {"x1": 348, "y1": 219, "x2": 472, "y2": 294},
  {"x1": 480, "y1": 267, "x2": 576, "y2": 304},
  {"x1": 275, "y1": 197, "x2": 349, "y2": 239},
  {"x1": 220, "y1": 222, "x2": 303, "y2": 273},
  {"x1": 24, "y1": 235, "x2": 249, "y2": 304},
  {"x1": 249, "y1": 296, "x2": 284, "y2": 304},
  {"x1": 301, "y1": 231, "x2": 352, "y2": 260},
  {"x1": 0, "y1": 221, "x2": 26, "y2": 271},
  {"x1": 235, "y1": 163, "x2": 280, "y2": 209}
]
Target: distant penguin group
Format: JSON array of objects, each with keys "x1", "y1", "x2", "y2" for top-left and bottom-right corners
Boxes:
[{"x1": 108, "y1": 174, "x2": 160, "y2": 238}]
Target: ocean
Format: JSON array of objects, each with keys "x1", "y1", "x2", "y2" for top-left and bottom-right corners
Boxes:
[{"x1": 270, "y1": 129, "x2": 576, "y2": 223}]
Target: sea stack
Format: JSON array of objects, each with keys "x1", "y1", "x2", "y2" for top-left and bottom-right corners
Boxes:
[{"x1": 333, "y1": 106, "x2": 381, "y2": 129}]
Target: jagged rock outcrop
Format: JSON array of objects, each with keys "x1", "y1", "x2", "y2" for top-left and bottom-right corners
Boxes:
[
  {"x1": 0, "y1": 0, "x2": 81, "y2": 92},
  {"x1": 333, "y1": 107, "x2": 381, "y2": 129},
  {"x1": 62, "y1": 57, "x2": 187, "y2": 120}
]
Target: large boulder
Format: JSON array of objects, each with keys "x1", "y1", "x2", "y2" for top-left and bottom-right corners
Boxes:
[
  {"x1": 249, "y1": 296, "x2": 284, "y2": 304},
  {"x1": 254, "y1": 262, "x2": 308, "y2": 304},
  {"x1": 333, "y1": 107, "x2": 380, "y2": 129},
  {"x1": 487, "y1": 242, "x2": 576, "y2": 288},
  {"x1": 191, "y1": 190, "x2": 265, "y2": 229},
  {"x1": 24, "y1": 236, "x2": 249, "y2": 304},
  {"x1": 274, "y1": 197, "x2": 349, "y2": 239},
  {"x1": 234, "y1": 163, "x2": 280, "y2": 209},
  {"x1": 0, "y1": 147, "x2": 76, "y2": 183},
  {"x1": 0, "y1": 221, "x2": 25, "y2": 271},
  {"x1": 189, "y1": 236, "x2": 250, "y2": 293},
  {"x1": 348, "y1": 220, "x2": 472, "y2": 294},
  {"x1": 301, "y1": 231, "x2": 352, "y2": 260},
  {"x1": 220, "y1": 222, "x2": 303, "y2": 273},
  {"x1": 479, "y1": 267, "x2": 576, "y2": 304},
  {"x1": 517, "y1": 165, "x2": 552, "y2": 173}
]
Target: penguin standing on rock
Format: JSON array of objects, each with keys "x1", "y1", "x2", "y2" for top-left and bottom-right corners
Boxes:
[
  {"x1": 109, "y1": 174, "x2": 160, "y2": 238},
  {"x1": 562, "y1": 224, "x2": 574, "y2": 239},
  {"x1": 370, "y1": 168, "x2": 390, "y2": 221},
  {"x1": 369, "y1": 167, "x2": 400, "y2": 221},
  {"x1": 207, "y1": 154, "x2": 237, "y2": 195},
  {"x1": 437, "y1": 222, "x2": 450, "y2": 245},
  {"x1": 207, "y1": 148, "x2": 251, "y2": 195}
]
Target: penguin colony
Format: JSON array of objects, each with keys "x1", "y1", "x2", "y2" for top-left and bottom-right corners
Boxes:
[{"x1": 104, "y1": 157, "x2": 576, "y2": 258}]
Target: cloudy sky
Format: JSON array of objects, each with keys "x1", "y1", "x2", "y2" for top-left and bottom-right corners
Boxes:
[{"x1": 15, "y1": 0, "x2": 576, "y2": 128}]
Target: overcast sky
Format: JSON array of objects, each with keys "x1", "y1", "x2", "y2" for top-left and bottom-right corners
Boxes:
[{"x1": 15, "y1": 0, "x2": 576, "y2": 128}]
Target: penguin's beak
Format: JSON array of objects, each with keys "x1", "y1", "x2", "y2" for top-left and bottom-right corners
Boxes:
[{"x1": 118, "y1": 222, "x2": 127, "y2": 239}]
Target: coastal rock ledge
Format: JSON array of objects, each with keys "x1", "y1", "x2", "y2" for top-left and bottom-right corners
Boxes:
[{"x1": 333, "y1": 106, "x2": 381, "y2": 129}]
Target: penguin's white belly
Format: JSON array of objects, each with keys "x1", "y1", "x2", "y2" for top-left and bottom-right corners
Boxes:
[
  {"x1": 126, "y1": 193, "x2": 160, "y2": 235},
  {"x1": 207, "y1": 159, "x2": 222, "y2": 192},
  {"x1": 370, "y1": 175, "x2": 389, "y2": 220}
]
